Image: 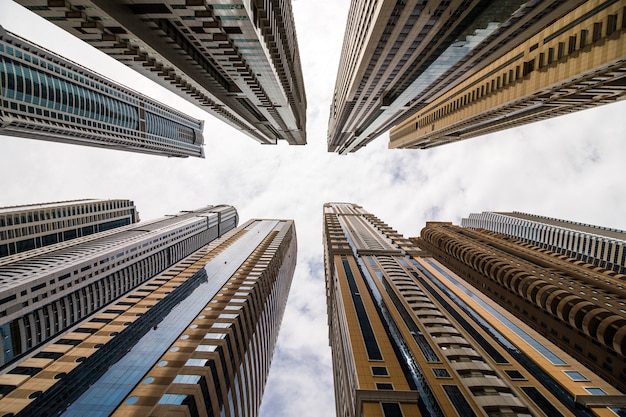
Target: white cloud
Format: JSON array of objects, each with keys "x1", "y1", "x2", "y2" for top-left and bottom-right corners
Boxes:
[{"x1": 1, "y1": 1, "x2": 626, "y2": 417}]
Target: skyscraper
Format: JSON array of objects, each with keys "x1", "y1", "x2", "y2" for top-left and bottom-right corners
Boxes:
[
  {"x1": 416, "y1": 221, "x2": 626, "y2": 393},
  {"x1": 0, "y1": 199, "x2": 139, "y2": 258},
  {"x1": 0, "y1": 217, "x2": 295, "y2": 417},
  {"x1": 462, "y1": 211, "x2": 626, "y2": 275},
  {"x1": 324, "y1": 203, "x2": 625, "y2": 417},
  {"x1": 16, "y1": 0, "x2": 307, "y2": 145},
  {"x1": 0, "y1": 26, "x2": 205, "y2": 158},
  {"x1": 328, "y1": 0, "x2": 625, "y2": 154},
  {"x1": 390, "y1": 0, "x2": 626, "y2": 150},
  {"x1": 0, "y1": 205, "x2": 237, "y2": 368}
]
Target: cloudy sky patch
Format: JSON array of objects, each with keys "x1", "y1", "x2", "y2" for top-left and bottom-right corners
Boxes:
[{"x1": 1, "y1": 1, "x2": 625, "y2": 416}]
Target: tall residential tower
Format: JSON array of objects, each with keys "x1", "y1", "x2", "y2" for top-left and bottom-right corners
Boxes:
[
  {"x1": 0, "y1": 217, "x2": 296, "y2": 417},
  {"x1": 0, "y1": 205, "x2": 237, "y2": 367},
  {"x1": 390, "y1": 0, "x2": 626, "y2": 150},
  {"x1": 416, "y1": 221, "x2": 626, "y2": 393},
  {"x1": 462, "y1": 211, "x2": 626, "y2": 275},
  {"x1": 0, "y1": 199, "x2": 139, "y2": 258},
  {"x1": 16, "y1": 0, "x2": 307, "y2": 145},
  {"x1": 324, "y1": 203, "x2": 625, "y2": 417},
  {"x1": 328, "y1": 0, "x2": 626, "y2": 154},
  {"x1": 0, "y1": 26, "x2": 205, "y2": 158}
]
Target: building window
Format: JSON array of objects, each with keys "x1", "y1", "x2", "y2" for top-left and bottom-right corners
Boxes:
[
  {"x1": 376, "y1": 383, "x2": 393, "y2": 390},
  {"x1": 381, "y1": 403, "x2": 403, "y2": 417},
  {"x1": 125, "y1": 396, "x2": 139, "y2": 405},
  {"x1": 607, "y1": 14, "x2": 617, "y2": 36},
  {"x1": 443, "y1": 385, "x2": 477, "y2": 417},
  {"x1": 173, "y1": 374, "x2": 201, "y2": 384},
  {"x1": 521, "y1": 387, "x2": 565, "y2": 417},
  {"x1": 433, "y1": 368, "x2": 451, "y2": 378},
  {"x1": 585, "y1": 387, "x2": 606, "y2": 395},
  {"x1": 342, "y1": 259, "x2": 382, "y2": 360},
  {"x1": 372, "y1": 366, "x2": 388, "y2": 376},
  {"x1": 593, "y1": 22, "x2": 603, "y2": 42},
  {"x1": 564, "y1": 371, "x2": 588, "y2": 381},
  {"x1": 504, "y1": 370, "x2": 525, "y2": 380},
  {"x1": 184, "y1": 358, "x2": 208, "y2": 367}
]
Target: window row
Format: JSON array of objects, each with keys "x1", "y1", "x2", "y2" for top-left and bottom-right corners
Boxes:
[
  {"x1": 146, "y1": 111, "x2": 197, "y2": 144},
  {"x1": 415, "y1": 8, "x2": 624, "y2": 130},
  {"x1": 0, "y1": 41, "x2": 139, "y2": 104},
  {"x1": 1, "y1": 57, "x2": 139, "y2": 129}
]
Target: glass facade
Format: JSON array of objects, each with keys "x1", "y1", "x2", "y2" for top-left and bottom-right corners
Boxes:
[
  {"x1": 0, "y1": 26, "x2": 204, "y2": 158},
  {"x1": 62, "y1": 267, "x2": 215, "y2": 417},
  {"x1": 341, "y1": 258, "x2": 383, "y2": 360},
  {"x1": 0, "y1": 218, "x2": 295, "y2": 417},
  {"x1": 0, "y1": 205, "x2": 237, "y2": 369},
  {"x1": 422, "y1": 259, "x2": 569, "y2": 366},
  {"x1": 1, "y1": 54, "x2": 139, "y2": 129}
]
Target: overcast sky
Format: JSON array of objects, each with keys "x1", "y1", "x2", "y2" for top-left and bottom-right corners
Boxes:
[{"x1": 1, "y1": 1, "x2": 626, "y2": 416}]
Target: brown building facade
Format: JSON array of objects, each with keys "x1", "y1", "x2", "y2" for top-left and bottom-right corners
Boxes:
[
  {"x1": 416, "y1": 222, "x2": 626, "y2": 393},
  {"x1": 327, "y1": 0, "x2": 588, "y2": 154}
]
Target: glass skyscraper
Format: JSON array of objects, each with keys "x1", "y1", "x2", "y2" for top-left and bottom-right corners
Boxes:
[
  {"x1": 0, "y1": 214, "x2": 296, "y2": 417},
  {"x1": 16, "y1": 0, "x2": 307, "y2": 146},
  {"x1": 0, "y1": 205, "x2": 237, "y2": 367},
  {"x1": 0, "y1": 26, "x2": 205, "y2": 158},
  {"x1": 328, "y1": 0, "x2": 626, "y2": 153}
]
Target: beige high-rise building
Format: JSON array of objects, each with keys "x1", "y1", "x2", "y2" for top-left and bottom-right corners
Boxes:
[
  {"x1": 390, "y1": 0, "x2": 626, "y2": 149},
  {"x1": 324, "y1": 203, "x2": 625, "y2": 417},
  {"x1": 17, "y1": 0, "x2": 307, "y2": 145},
  {"x1": 0, "y1": 205, "x2": 237, "y2": 368},
  {"x1": 328, "y1": 0, "x2": 626, "y2": 154}
]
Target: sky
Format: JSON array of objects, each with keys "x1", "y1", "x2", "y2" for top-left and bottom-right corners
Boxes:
[{"x1": 1, "y1": 0, "x2": 626, "y2": 416}]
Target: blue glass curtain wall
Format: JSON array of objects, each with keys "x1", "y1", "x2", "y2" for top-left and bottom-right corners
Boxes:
[
  {"x1": 145, "y1": 112, "x2": 196, "y2": 144},
  {"x1": 0, "y1": 31, "x2": 203, "y2": 156},
  {"x1": 1, "y1": 53, "x2": 200, "y2": 146},
  {"x1": 0, "y1": 55, "x2": 139, "y2": 130}
]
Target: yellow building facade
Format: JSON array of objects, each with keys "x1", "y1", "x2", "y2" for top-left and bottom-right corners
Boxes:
[{"x1": 324, "y1": 203, "x2": 625, "y2": 417}]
